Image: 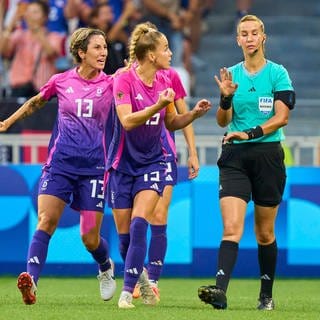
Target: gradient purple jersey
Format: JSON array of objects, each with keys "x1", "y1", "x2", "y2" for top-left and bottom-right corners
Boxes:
[
  {"x1": 160, "y1": 68, "x2": 187, "y2": 162},
  {"x1": 40, "y1": 68, "x2": 114, "y2": 175},
  {"x1": 109, "y1": 67, "x2": 173, "y2": 176}
]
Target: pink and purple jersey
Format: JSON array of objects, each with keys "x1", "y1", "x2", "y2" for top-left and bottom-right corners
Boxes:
[
  {"x1": 160, "y1": 67, "x2": 187, "y2": 163},
  {"x1": 40, "y1": 68, "x2": 114, "y2": 175},
  {"x1": 108, "y1": 67, "x2": 173, "y2": 176}
]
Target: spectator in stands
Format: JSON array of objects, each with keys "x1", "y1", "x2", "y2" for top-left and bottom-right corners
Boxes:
[
  {"x1": 1, "y1": 0, "x2": 27, "y2": 31},
  {"x1": 0, "y1": 27, "x2": 116, "y2": 305},
  {"x1": 19, "y1": 0, "x2": 71, "y2": 35},
  {"x1": 28, "y1": 0, "x2": 74, "y2": 71},
  {"x1": 0, "y1": 0, "x2": 64, "y2": 98},
  {"x1": 64, "y1": 0, "x2": 128, "y2": 28},
  {"x1": 140, "y1": 0, "x2": 183, "y2": 67},
  {"x1": 138, "y1": 0, "x2": 200, "y2": 94},
  {"x1": 0, "y1": 0, "x2": 27, "y2": 97},
  {"x1": 203, "y1": 0, "x2": 253, "y2": 25},
  {"x1": 88, "y1": 0, "x2": 137, "y2": 74},
  {"x1": 236, "y1": 0, "x2": 253, "y2": 20},
  {"x1": 198, "y1": 14, "x2": 295, "y2": 310},
  {"x1": 64, "y1": 0, "x2": 139, "y2": 72}
]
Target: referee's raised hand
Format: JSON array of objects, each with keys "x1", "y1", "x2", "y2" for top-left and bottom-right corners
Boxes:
[{"x1": 214, "y1": 67, "x2": 238, "y2": 97}]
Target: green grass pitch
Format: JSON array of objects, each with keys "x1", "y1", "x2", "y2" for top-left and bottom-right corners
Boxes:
[{"x1": 0, "y1": 277, "x2": 319, "y2": 320}]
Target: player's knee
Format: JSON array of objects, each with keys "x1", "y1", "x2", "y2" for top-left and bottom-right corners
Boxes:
[
  {"x1": 150, "y1": 210, "x2": 168, "y2": 225},
  {"x1": 255, "y1": 229, "x2": 274, "y2": 244},
  {"x1": 37, "y1": 215, "x2": 58, "y2": 234},
  {"x1": 82, "y1": 234, "x2": 99, "y2": 251},
  {"x1": 223, "y1": 222, "x2": 243, "y2": 240}
]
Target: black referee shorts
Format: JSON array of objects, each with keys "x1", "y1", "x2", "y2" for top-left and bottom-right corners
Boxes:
[{"x1": 217, "y1": 142, "x2": 286, "y2": 206}]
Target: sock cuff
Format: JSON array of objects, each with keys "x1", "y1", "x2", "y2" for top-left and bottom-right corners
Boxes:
[
  {"x1": 119, "y1": 233, "x2": 130, "y2": 241},
  {"x1": 220, "y1": 240, "x2": 239, "y2": 251},
  {"x1": 131, "y1": 217, "x2": 148, "y2": 227},
  {"x1": 258, "y1": 239, "x2": 277, "y2": 249},
  {"x1": 34, "y1": 229, "x2": 51, "y2": 243},
  {"x1": 150, "y1": 224, "x2": 167, "y2": 234}
]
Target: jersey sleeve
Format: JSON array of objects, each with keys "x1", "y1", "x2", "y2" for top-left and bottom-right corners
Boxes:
[
  {"x1": 273, "y1": 64, "x2": 294, "y2": 92},
  {"x1": 113, "y1": 72, "x2": 132, "y2": 106},
  {"x1": 39, "y1": 73, "x2": 59, "y2": 100},
  {"x1": 169, "y1": 68, "x2": 187, "y2": 100}
]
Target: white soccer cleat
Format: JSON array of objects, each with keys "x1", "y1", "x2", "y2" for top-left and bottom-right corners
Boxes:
[
  {"x1": 97, "y1": 259, "x2": 116, "y2": 301},
  {"x1": 118, "y1": 291, "x2": 135, "y2": 309},
  {"x1": 138, "y1": 268, "x2": 159, "y2": 305},
  {"x1": 17, "y1": 272, "x2": 37, "y2": 305},
  {"x1": 150, "y1": 282, "x2": 160, "y2": 301}
]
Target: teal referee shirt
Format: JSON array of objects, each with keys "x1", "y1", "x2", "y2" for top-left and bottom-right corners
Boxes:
[{"x1": 228, "y1": 60, "x2": 294, "y2": 143}]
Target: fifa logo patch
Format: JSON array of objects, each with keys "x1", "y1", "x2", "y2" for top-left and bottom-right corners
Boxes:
[{"x1": 258, "y1": 97, "x2": 273, "y2": 114}]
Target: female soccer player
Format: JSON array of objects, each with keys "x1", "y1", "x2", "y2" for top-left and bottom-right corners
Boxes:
[
  {"x1": 106, "y1": 22, "x2": 211, "y2": 308},
  {"x1": 0, "y1": 28, "x2": 116, "y2": 304},
  {"x1": 113, "y1": 23, "x2": 200, "y2": 302},
  {"x1": 198, "y1": 14, "x2": 295, "y2": 310}
]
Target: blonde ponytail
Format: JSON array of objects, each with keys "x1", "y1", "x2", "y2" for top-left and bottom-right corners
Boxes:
[{"x1": 126, "y1": 22, "x2": 163, "y2": 69}]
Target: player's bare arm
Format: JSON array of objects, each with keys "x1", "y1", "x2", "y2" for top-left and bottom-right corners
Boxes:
[
  {"x1": 0, "y1": 93, "x2": 47, "y2": 132},
  {"x1": 165, "y1": 99, "x2": 211, "y2": 131},
  {"x1": 117, "y1": 88, "x2": 175, "y2": 131},
  {"x1": 175, "y1": 98, "x2": 199, "y2": 179}
]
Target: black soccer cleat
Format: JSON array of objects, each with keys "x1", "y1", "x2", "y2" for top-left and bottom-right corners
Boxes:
[
  {"x1": 198, "y1": 285, "x2": 227, "y2": 309},
  {"x1": 257, "y1": 294, "x2": 275, "y2": 310}
]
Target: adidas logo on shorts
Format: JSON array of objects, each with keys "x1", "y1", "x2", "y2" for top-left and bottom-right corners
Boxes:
[{"x1": 150, "y1": 183, "x2": 159, "y2": 191}]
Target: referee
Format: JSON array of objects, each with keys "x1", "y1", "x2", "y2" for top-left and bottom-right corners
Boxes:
[{"x1": 198, "y1": 14, "x2": 295, "y2": 311}]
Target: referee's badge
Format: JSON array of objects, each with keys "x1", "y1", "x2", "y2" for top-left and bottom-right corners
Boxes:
[{"x1": 258, "y1": 97, "x2": 273, "y2": 114}]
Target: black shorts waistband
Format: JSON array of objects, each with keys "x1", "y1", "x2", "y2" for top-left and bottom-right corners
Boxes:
[{"x1": 222, "y1": 141, "x2": 281, "y2": 150}]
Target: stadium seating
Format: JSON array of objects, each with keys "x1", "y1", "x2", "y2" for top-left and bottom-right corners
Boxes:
[{"x1": 192, "y1": 0, "x2": 320, "y2": 136}]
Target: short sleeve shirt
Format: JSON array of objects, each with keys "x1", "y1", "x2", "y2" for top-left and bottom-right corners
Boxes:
[
  {"x1": 110, "y1": 67, "x2": 173, "y2": 176},
  {"x1": 40, "y1": 68, "x2": 114, "y2": 175},
  {"x1": 228, "y1": 60, "x2": 294, "y2": 143}
]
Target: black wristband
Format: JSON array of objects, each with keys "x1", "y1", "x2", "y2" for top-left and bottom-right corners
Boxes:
[
  {"x1": 243, "y1": 125, "x2": 264, "y2": 140},
  {"x1": 219, "y1": 94, "x2": 234, "y2": 110}
]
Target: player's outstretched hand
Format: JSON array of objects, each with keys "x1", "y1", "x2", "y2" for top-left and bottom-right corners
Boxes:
[
  {"x1": 0, "y1": 120, "x2": 9, "y2": 132},
  {"x1": 192, "y1": 99, "x2": 212, "y2": 119}
]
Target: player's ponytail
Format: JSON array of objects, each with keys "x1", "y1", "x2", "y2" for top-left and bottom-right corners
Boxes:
[
  {"x1": 127, "y1": 22, "x2": 163, "y2": 69},
  {"x1": 126, "y1": 25, "x2": 145, "y2": 69}
]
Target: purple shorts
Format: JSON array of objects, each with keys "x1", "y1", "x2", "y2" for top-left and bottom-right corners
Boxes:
[
  {"x1": 164, "y1": 160, "x2": 177, "y2": 186},
  {"x1": 107, "y1": 168, "x2": 166, "y2": 209},
  {"x1": 38, "y1": 170, "x2": 105, "y2": 212}
]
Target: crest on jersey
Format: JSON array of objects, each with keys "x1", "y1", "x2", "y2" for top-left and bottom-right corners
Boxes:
[
  {"x1": 117, "y1": 91, "x2": 124, "y2": 100},
  {"x1": 96, "y1": 87, "x2": 103, "y2": 97}
]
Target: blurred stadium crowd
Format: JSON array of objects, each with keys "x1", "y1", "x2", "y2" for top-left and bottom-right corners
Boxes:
[{"x1": 0, "y1": 0, "x2": 253, "y2": 99}]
